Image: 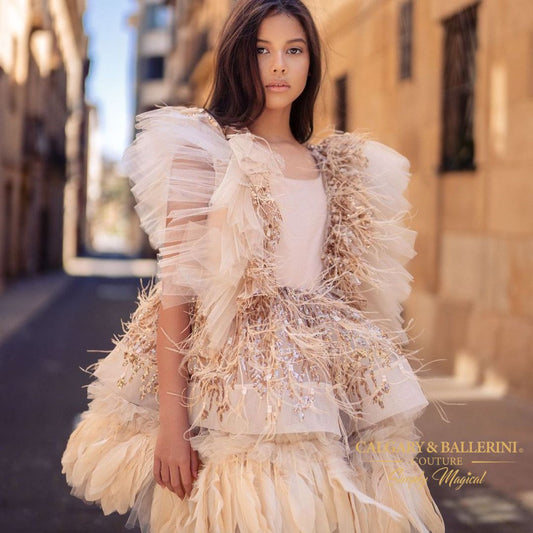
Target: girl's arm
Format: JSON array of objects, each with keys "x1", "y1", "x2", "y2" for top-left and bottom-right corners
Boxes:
[
  {"x1": 121, "y1": 107, "x2": 226, "y2": 497},
  {"x1": 156, "y1": 302, "x2": 190, "y2": 430},
  {"x1": 153, "y1": 202, "x2": 202, "y2": 499},
  {"x1": 153, "y1": 300, "x2": 199, "y2": 500}
]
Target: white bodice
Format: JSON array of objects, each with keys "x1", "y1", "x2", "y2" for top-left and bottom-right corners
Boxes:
[{"x1": 270, "y1": 173, "x2": 327, "y2": 290}]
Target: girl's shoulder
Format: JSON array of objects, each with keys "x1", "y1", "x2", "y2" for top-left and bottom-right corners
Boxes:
[
  {"x1": 311, "y1": 129, "x2": 410, "y2": 174},
  {"x1": 133, "y1": 104, "x2": 227, "y2": 140}
]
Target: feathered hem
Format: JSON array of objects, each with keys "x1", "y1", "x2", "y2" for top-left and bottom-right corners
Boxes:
[{"x1": 62, "y1": 388, "x2": 444, "y2": 532}]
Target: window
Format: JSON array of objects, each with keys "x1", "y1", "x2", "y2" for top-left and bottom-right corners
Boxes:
[
  {"x1": 142, "y1": 56, "x2": 165, "y2": 80},
  {"x1": 335, "y1": 75, "x2": 348, "y2": 132},
  {"x1": 399, "y1": 0, "x2": 413, "y2": 80},
  {"x1": 144, "y1": 4, "x2": 170, "y2": 30},
  {"x1": 440, "y1": 4, "x2": 478, "y2": 172}
]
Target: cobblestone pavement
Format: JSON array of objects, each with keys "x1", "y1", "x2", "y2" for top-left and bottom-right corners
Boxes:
[{"x1": 0, "y1": 271, "x2": 532, "y2": 532}]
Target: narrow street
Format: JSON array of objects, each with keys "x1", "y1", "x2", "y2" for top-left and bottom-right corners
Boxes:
[{"x1": 2, "y1": 1, "x2": 532, "y2": 532}]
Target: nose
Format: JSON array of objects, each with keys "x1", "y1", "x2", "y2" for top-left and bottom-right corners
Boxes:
[{"x1": 271, "y1": 52, "x2": 287, "y2": 74}]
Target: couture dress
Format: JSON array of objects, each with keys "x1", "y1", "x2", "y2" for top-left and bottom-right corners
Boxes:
[{"x1": 61, "y1": 106, "x2": 446, "y2": 533}]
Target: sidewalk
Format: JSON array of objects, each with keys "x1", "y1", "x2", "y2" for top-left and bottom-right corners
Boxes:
[{"x1": 0, "y1": 258, "x2": 156, "y2": 346}]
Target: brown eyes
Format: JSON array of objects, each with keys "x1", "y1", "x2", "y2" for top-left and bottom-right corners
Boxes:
[{"x1": 256, "y1": 47, "x2": 304, "y2": 55}]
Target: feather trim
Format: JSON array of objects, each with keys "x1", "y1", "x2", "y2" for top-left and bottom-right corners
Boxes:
[
  {"x1": 61, "y1": 383, "x2": 157, "y2": 516},
  {"x1": 314, "y1": 133, "x2": 416, "y2": 343},
  {"x1": 144, "y1": 430, "x2": 408, "y2": 533},
  {"x1": 350, "y1": 412, "x2": 445, "y2": 533}
]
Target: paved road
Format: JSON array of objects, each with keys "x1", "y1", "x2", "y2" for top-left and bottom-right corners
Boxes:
[
  {"x1": 0, "y1": 276, "x2": 143, "y2": 533},
  {"x1": 0, "y1": 274, "x2": 532, "y2": 532},
  {"x1": 417, "y1": 394, "x2": 533, "y2": 533}
]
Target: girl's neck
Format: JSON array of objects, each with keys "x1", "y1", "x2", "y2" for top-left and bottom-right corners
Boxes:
[{"x1": 248, "y1": 107, "x2": 298, "y2": 145}]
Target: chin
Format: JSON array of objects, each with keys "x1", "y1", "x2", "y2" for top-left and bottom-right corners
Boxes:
[
  {"x1": 264, "y1": 93, "x2": 303, "y2": 111},
  {"x1": 265, "y1": 103, "x2": 293, "y2": 112}
]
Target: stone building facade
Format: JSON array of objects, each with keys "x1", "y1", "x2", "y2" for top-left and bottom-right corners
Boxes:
[
  {"x1": 158, "y1": 0, "x2": 533, "y2": 399},
  {"x1": 163, "y1": 0, "x2": 234, "y2": 106},
  {"x1": 0, "y1": 0, "x2": 89, "y2": 290},
  {"x1": 309, "y1": 0, "x2": 533, "y2": 401}
]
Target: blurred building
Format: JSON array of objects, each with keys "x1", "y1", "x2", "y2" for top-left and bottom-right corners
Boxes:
[
  {"x1": 85, "y1": 104, "x2": 103, "y2": 248},
  {"x1": 126, "y1": 0, "x2": 175, "y2": 257},
  {"x1": 0, "y1": 0, "x2": 89, "y2": 290},
  {"x1": 138, "y1": 0, "x2": 533, "y2": 399},
  {"x1": 163, "y1": 0, "x2": 233, "y2": 106},
  {"x1": 129, "y1": 0, "x2": 174, "y2": 114}
]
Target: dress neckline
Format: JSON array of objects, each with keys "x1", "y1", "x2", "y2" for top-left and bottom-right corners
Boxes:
[
  {"x1": 201, "y1": 110, "x2": 323, "y2": 182},
  {"x1": 240, "y1": 129, "x2": 322, "y2": 182}
]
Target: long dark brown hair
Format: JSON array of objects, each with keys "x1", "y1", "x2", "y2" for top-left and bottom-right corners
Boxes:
[{"x1": 204, "y1": 0, "x2": 322, "y2": 144}]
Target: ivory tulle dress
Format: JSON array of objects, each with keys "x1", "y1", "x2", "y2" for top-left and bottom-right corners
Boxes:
[{"x1": 61, "y1": 106, "x2": 446, "y2": 532}]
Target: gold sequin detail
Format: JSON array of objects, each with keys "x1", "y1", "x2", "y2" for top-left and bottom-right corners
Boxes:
[
  {"x1": 181, "y1": 134, "x2": 399, "y2": 429},
  {"x1": 114, "y1": 281, "x2": 160, "y2": 400}
]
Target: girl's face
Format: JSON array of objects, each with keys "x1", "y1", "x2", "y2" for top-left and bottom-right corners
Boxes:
[{"x1": 256, "y1": 13, "x2": 310, "y2": 112}]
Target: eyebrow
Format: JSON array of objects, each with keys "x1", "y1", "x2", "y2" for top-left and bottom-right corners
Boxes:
[{"x1": 257, "y1": 38, "x2": 307, "y2": 45}]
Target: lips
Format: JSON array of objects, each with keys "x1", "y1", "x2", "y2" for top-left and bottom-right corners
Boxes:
[{"x1": 266, "y1": 81, "x2": 290, "y2": 88}]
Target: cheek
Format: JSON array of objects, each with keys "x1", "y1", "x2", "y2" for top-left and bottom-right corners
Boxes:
[
  {"x1": 296, "y1": 58, "x2": 310, "y2": 87},
  {"x1": 257, "y1": 57, "x2": 268, "y2": 81}
]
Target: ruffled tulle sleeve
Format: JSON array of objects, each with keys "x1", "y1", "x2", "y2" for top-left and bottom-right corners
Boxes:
[
  {"x1": 120, "y1": 106, "x2": 231, "y2": 309},
  {"x1": 358, "y1": 140, "x2": 417, "y2": 343}
]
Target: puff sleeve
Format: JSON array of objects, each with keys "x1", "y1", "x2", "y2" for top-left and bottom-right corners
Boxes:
[{"x1": 120, "y1": 106, "x2": 231, "y2": 309}]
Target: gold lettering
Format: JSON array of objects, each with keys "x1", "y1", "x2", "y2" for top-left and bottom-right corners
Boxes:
[
  {"x1": 432, "y1": 467, "x2": 487, "y2": 490},
  {"x1": 389, "y1": 467, "x2": 427, "y2": 485}
]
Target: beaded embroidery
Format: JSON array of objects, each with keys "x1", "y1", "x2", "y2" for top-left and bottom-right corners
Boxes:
[{"x1": 112, "y1": 115, "x2": 402, "y2": 435}]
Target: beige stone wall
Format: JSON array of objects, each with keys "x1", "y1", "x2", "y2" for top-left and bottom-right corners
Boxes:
[
  {"x1": 0, "y1": 0, "x2": 89, "y2": 289},
  {"x1": 170, "y1": 0, "x2": 533, "y2": 399},
  {"x1": 315, "y1": 0, "x2": 533, "y2": 399}
]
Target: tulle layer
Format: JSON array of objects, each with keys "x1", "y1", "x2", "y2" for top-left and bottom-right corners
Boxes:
[
  {"x1": 121, "y1": 106, "x2": 232, "y2": 311},
  {"x1": 359, "y1": 140, "x2": 417, "y2": 342}
]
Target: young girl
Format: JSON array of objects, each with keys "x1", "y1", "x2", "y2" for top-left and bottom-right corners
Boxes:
[{"x1": 62, "y1": 1, "x2": 446, "y2": 531}]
